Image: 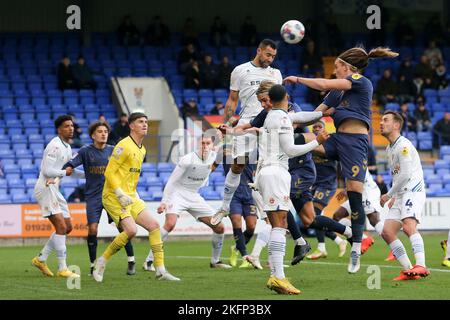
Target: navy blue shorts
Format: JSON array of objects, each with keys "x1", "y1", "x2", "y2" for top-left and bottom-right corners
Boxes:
[
  {"x1": 86, "y1": 198, "x2": 104, "y2": 224},
  {"x1": 323, "y1": 132, "x2": 368, "y2": 182},
  {"x1": 312, "y1": 183, "x2": 337, "y2": 207},
  {"x1": 230, "y1": 192, "x2": 256, "y2": 217},
  {"x1": 290, "y1": 169, "x2": 315, "y2": 202}
]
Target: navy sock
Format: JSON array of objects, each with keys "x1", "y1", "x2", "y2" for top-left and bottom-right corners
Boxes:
[
  {"x1": 233, "y1": 228, "x2": 247, "y2": 256},
  {"x1": 347, "y1": 191, "x2": 365, "y2": 243},
  {"x1": 287, "y1": 211, "x2": 302, "y2": 241},
  {"x1": 124, "y1": 240, "x2": 134, "y2": 257},
  {"x1": 325, "y1": 230, "x2": 337, "y2": 240},
  {"x1": 243, "y1": 229, "x2": 254, "y2": 244},
  {"x1": 313, "y1": 206, "x2": 325, "y2": 243},
  {"x1": 87, "y1": 234, "x2": 97, "y2": 264},
  {"x1": 310, "y1": 215, "x2": 346, "y2": 235}
]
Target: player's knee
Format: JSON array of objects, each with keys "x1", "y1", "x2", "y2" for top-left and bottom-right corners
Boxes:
[
  {"x1": 381, "y1": 229, "x2": 394, "y2": 242},
  {"x1": 213, "y1": 223, "x2": 225, "y2": 234},
  {"x1": 367, "y1": 213, "x2": 379, "y2": 227},
  {"x1": 164, "y1": 223, "x2": 175, "y2": 233},
  {"x1": 231, "y1": 162, "x2": 245, "y2": 173},
  {"x1": 124, "y1": 226, "x2": 137, "y2": 238},
  {"x1": 402, "y1": 223, "x2": 417, "y2": 237},
  {"x1": 301, "y1": 215, "x2": 313, "y2": 228}
]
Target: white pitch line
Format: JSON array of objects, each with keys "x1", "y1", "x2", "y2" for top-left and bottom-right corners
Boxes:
[{"x1": 169, "y1": 255, "x2": 450, "y2": 273}]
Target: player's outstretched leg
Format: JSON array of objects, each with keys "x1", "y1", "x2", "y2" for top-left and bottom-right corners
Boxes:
[
  {"x1": 250, "y1": 221, "x2": 271, "y2": 269},
  {"x1": 211, "y1": 163, "x2": 243, "y2": 226}
]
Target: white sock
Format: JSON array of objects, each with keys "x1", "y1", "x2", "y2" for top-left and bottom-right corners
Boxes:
[
  {"x1": 447, "y1": 230, "x2": 450, "y2": 259},
  {"x1": 318, "y1": 242, "x2": 326, "y2": 252},
  {"x1": 221, "y1": 171, "x2": 241, "y2": 211},
  {"x1": 146, "y1": 227, "x2": 169, "y2": 262},
  {"x1": 338, "y1": 218, "x2": 353, "y2": 238},
  {"x1": 374, "y1": 221, "x2": 384, "y2": 236},
  {"x1": 211, "y1": 232, "x2": 224, "y2": 264},
  {"x1": 53, "y1": 234, "x2": 67, "y2": 271},
  {"x1": 251, "y1": 223, "x2": 271, "y2": 257},
  {"x1": 389, "y1": 239, "x2": 413, "y2": 270},
  {"x1": 268, "y1": 227, "x2": 286, "y2": 279},
  {"x1": 127, "y1": 256, "x2": 135, "y2": 262},
  {"x1": 334, "y1": 236, "x2": 344, "y2": 245},
  {"x1": 156, "y1": 266, "x2": 166, "y2": 274},
  {"x1": 362, "y1": 233, "x2": 368, "y2": 239},
  {"x1": 351, "y1": 242, "x2": 361, "y2": 255},
  {"x1": 38, "y1": 232, "x2": 55, "y2": 262},
  {"x1": 409, "y1": 233, "x2": 426, "y2": 267},
  {"x1": 295, "y1": 237, "x2": 306, "y2": 246}
]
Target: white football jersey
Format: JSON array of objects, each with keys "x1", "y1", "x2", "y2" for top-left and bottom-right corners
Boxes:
[
  {"x1": 36, "y1": 137, "x2": 72, "y2": 187},
  {"x1": 171, "y1": 151, "x2": 217, "y2": 193},
  {"x1": 386, "y1": 135, "x2": 425, "y2": 195},
  {"x1": 230, "y1": 61, "x2": 282, "y2": 119},
  {"x1": 363, "y1": 168, "x2": 381, "y2": 199},
  {"x1": 260, "y1": 109, "x2": 293, "y2": 171}
]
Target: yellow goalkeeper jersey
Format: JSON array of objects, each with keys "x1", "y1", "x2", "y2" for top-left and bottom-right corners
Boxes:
[{"x1": 103, "y1": 136, "x2": 146, "y2": 196}]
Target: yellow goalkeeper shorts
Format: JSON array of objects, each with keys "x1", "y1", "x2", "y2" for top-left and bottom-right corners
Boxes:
[{"x1": 102, "y1": 193, "x2": 146, "y2": 226}]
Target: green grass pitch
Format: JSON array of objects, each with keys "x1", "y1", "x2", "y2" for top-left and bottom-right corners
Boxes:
[{"x1": 1, "y1": 232, "x2": 449, "y2": 300}]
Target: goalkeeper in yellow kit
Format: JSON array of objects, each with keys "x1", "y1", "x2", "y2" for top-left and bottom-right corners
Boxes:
[{"x1": 92, "y1": 112, "x2": 180, "y2": 282}]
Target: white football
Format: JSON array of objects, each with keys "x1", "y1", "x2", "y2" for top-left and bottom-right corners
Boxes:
[{"x1": 280, "y1": 20, "x2": 305, "y2": 44}]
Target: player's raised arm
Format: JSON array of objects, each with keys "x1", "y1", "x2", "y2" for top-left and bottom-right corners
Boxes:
[
  {"x1": 284, "y1": 76, "x2": 352, "y2": 91},
  {"x1": 289, "y1": 111, "x2": 324, "y2": 124},
  {"x1": 223, "y1": 90, "x2": 239, "y2": 125},
  {"x1": 279, "y1": 130, "x2": 328, "y2": 158}
]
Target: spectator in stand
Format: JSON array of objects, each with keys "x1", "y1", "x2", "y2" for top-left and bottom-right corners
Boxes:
[
  {"x1": 414, "y1": 55, "x2": 434, "y2": 81},
  {"x1": 300, "y1": 40, "x2": 322, "y2": 75},
  {"x1": 367, "y1": 144, "x2": 378, "y2": 175},
  {"x1": 398, "y1": 57, "x2": 415, "y2": 81},
  {"x1": 57, "y1": 56, "x2": 76, "y2": 90},
  {"x1": 184, "y1": 60, "x2": 201, "y2": 89},
  {"x1": 239, "y1": 15, "x2": 258, "y2": 46},
  {"x1": 199, "y1": 54, "x2": 218, "y2": 89},
  {"x1": 209, "y1": 16, "x2": 231, "y2": 47},
  {"x1": 217, "y1": 56, "x2": 233, "y2": 89},
  {"x1": 375, "y1": 175, "x2": 388, "y2": 195},
  {"x1": 424, "y1": 40, "x2": 444, "y2": 70},
  {"x1": 413, "y1": 97, "x2": 432, "y2": 132},
  {"x1": 72, "y1": 56, "x2": 97, "y2": 90},
  {"x1": 68, "y1": 184, "x2": 86, "y2": 203},
  {"x1": 399, "y1": 102, "x2": 417, "y2": 133},
  {"x1": 110, "y1": 113, "x2": 130, "y2": 144},
  {"x1": 210, "y1": 100, "x2": 225, "y2": 115},
  {"x1": 181, "y1": 17, "x2": 199, "y2": 47},
  {"x1": 412, "y1": 77, "x2": 425, "y2": 97},
  {"x1": 394, "y1": 18, "x2": 415, "y2": 46},
  {"x1": 117, "y1": 15, "x2": 140, "y2": 46},
  {"x1": 180, "y1": 98, "x2": 199, "y2": 120},
  {"x1": 145, "y1": 15, "x2": 170, "y2": 46},
  {"x1": 397, "y1": 75, "x2": 415, "y2": 103},
  {"x1": 68, "y1": 113, "x2": 83, "y2": 148},
  {"x1": 375, "y1": 69, "x2": 398, "y2": 106},
  {"x1": 434, "y1": 112, "x2": 450, "y2": 146},
  {"x1": 177, "y1": 43, "x2": 201, "y2": 73},
  {"x1": 435, "y1": 64, "x2": 449, "y2": 90},
  {"x1": 98, "y1": 114, "x2": 108, "y2": 124}
]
